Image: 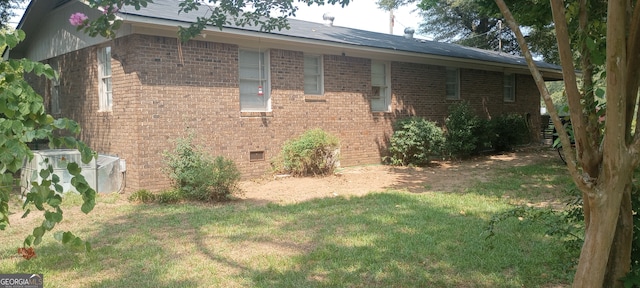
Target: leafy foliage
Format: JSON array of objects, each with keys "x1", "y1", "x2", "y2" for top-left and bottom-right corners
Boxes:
[
  {"x1": 443, "y1": 101, "x2": 489, "y2": 158},
  {"x1": 385, "y1": 116, "x2": 444, "y2": 166},
  {"x1": 0, "y1": 30, "x2": 96, "y2": 254},
  {"x1": 0, "y1": 0, "x2": 23, "y2": 29},
  {"x1": 274, "y1": 129, "x2": 340, "y2": 176},
  {"x1": 128, "y1": 189, "x2": 156, "y2": 203},
  {"x1": 163, "y1": 135, "x2": 241, "y2": 202},
  {"x1": 155, "y1": 189, "x2": 183, "y2": 204},
  {"x1": 414, "y1": 0, "x2": 558, "y2": 63},
  {"x1": 490, "y1": 113, "x2": 530, "y2": 152}
]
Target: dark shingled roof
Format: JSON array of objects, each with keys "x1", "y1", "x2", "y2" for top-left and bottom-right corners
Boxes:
[{"x1": 118, "y1": 0, "x2": 561, "y2": 72}]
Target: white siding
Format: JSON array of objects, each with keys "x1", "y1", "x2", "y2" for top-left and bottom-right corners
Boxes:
[{"x1": 21, "y1": 2, "x2": 125, "y2": 61}]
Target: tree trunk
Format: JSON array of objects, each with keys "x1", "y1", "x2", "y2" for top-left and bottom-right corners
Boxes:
[
  {"x1": 603, "y1": 186, "x2": 633, "y2": 287},
  {"x1": 494, "y1": 0, "x2": 635, "y2": 285},
  {"x1": 572, "y1": 0, "x2": 632, "y2": 286},
  {"x1": 573, "y1": 180, "x2": 627, "y2": 287}
]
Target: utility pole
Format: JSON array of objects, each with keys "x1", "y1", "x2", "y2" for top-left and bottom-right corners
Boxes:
[
  {"x1": 389, "y1": 9, "x2": 394, "y2": 34},
  {"x1": 498, "y1": 20, "x2": 503, "y2": 53}
]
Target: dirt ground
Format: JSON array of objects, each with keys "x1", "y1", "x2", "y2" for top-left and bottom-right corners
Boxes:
[{"x1": 239, "y1": 145, "x2": 560, "y2": 205}]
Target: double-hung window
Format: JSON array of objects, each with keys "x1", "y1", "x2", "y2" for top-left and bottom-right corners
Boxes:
[
  {"x1": 239, "y1": 49, "x2": 270, "y2": 112},
  {"x1": 503, "y1": 73, "x2": 516, "y2": 102},
  {"x1": 98, "y1": 46, "x2": 112, "y2": 111},
  {"x1": 304, "y1": 54, "x2": 323, "y2": 95},
  {"x1": 446, "y1": 67, "x2": 460, "y2": 100},
  {"x1": 49, "y1": 60, "x2": 61, "y2": 114},
  {"x1": 371, "y1": 60, "x2": 391, "y2": 112}
]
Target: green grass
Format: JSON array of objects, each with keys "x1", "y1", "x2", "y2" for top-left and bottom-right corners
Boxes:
[
  {"x1": 468, "y1": 161, "x2": 575, "y2": 203},
  {"x1": 0, "y1": 156, "x2": 576, "y2": 287}
]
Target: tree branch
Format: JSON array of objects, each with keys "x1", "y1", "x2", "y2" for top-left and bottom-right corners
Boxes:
[
  {"x1": 550, "y1": 0, "x2": 601, "y2": 178},
  {"x1": 628, "y1": 1, "x2": 640, "y2": 145},
  {"x1": 494, "y1": 0, "x2": 594, "y2": 195}
]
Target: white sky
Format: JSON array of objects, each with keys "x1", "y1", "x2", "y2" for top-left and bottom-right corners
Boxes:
[{"x1": 292, "y1": 1, "x2": 425, "y2": 37}]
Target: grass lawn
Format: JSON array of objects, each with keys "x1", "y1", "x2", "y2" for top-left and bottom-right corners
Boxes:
[{"x1": 0, "y1": 156, "x2": 577, "y2": 287}]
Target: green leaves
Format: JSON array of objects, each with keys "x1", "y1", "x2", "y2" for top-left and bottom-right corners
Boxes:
[
  {"x1": 0, "y1": 29, "x2": 25, "y2": 49},
  {"x1": 386, "y1": 117, "x2": 445, "y2": 166},
  {"x1": 0, "y1": 29, "x2": 96, "y2": 254},
  {"x1": 54, "y1": 231, "x2": 91, "y2": 252}
]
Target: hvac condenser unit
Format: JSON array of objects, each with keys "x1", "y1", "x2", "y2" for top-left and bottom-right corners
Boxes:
[{"x1": 21, "y1": 149, "x2": 123, "y2": 194}]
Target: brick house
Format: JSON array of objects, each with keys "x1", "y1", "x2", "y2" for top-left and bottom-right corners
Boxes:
[{"x1": 11, "y1": 0, "x2": 562, "y2": 192}]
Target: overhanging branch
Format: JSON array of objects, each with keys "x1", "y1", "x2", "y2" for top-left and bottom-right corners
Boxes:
[{"x1": 494, "y1": 0, "x2": 595, "y2": 195}]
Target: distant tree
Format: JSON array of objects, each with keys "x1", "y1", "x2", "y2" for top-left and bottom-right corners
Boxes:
[
  {"x1": 378, "y1": 0, "x2": 561, "y2": 63},
  {"x1": 417, "y1": 1, "x2": 519, "y2": 54},
  {"x1": 376, "y1": 0, "x2": 414, "y2": 10},
  {"x1": 0, "y1": 0, "x2": 23, "y2": 28}
]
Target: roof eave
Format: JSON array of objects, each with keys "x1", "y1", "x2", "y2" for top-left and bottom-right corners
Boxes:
[{"x1": 119, "y1": 13, "x2": 563, "y2": 80}]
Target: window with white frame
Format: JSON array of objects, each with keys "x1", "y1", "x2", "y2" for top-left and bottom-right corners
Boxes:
[
  {"x1": 304, "y1": 54, "x2": 323, "y2": 95},
  {"x1": 98, "y1": 46, "x2": 112, "y2": 111},
  {"x1": 371, "y1": 60, "x2": 391, "y2": 112},
  {"x1": 239, "y1": 49, "x2": 270, "y2": 112},
  {"x1": 503, "y1": 73, "x2": 515, "y2": 102},
  {"x1": 446, "y1": 67, "x2": 460, "y2": 100},
  {"x1": 49, "y1": 60, "x2": 61, "y2": 114}
]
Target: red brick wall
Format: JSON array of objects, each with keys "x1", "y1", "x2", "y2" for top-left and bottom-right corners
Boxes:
[
  {"x1": 32, "y1": 34, "x2": 541, "y2": 192},
  {"x1": 33, "y1": 39, "x2": 142, "y2": 192}
]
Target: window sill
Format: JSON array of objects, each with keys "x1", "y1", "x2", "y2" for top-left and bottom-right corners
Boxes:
[
  {"x1": 371, "y1": 111, "x2": 391, "y2": 115},
  {"x1": 241, "y1": 111, "x2": 273, "y2": 118},
  {"x1": 304, "y1": 95, "x2": 326, "y2": 102}
]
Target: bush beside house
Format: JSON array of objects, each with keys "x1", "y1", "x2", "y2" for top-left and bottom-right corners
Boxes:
[
  {"x1": 162, "y1": 135, "x2": 241, "y2": 202},
  {"x1": 385, "y1": 103, "x2": 531, "y2": 166},
  {"x1": 273, "y1": 129, "x2": 341, "y2": 176}
]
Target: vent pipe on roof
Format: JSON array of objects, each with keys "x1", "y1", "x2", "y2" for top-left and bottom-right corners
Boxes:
[
  {"x1": 404, "y1": 27, "x2": 415, "y2": 39},
  {"x1": 323, "y1": 13, "x2": 335, "y2": 27}
]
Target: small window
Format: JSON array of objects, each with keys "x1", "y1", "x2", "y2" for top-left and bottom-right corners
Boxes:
[
  {"x1": 49, "y1": 60, "x2": 61, "y2": 114},
  {"x1": 98, "y1": 46, "x2": 112, "y2": 111},
  {"x1": 503, "y1": 73, "x2": 515, "y2": 102},
  {"x1": 304, "y1": 54, "x2": 323, "y2": 95},
  {"x1": 446, "y1": 68, "x2": 460, "y2": 100},
  {"x1": 371, "y1": 60, "x2": 391, "y2": 112},
  {"x1": 239, "y1": 49, "x2": 270, "y2": 112}
]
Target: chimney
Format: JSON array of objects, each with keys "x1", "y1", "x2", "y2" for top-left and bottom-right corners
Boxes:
[
  {"x1": 404, "y1": 27, "x2": 415, "y2": 39},
  {"x1": 323, "y1": 13, "x2": 335, "y2": 27}
]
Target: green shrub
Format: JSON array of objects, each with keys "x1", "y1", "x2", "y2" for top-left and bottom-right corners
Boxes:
[
  {"x1": 385, "y1": 117, "x2": 444, "y2": 166},
  {"x1": 444, "y1": 102, "x2": 490, "y2": 158},
  {"x1": 156, "y1": 189, "x2": 183, "y2": 204},
  {"x1": 275, "y1": 128, "x2": 340, "y2": 176},
  {"x1": 163, "y1": 135, "x2": 241, "y2": 202},
  {"x1": 490, "y1": 113, "x2": 530, "y2": 152},
  {"x1": 128, "y1": 189, "x2": 156, "y2": 203}
]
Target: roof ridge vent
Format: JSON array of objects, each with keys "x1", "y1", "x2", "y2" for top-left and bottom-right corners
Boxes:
[
  {"x1": 322, "y1": 13, "x2": 335, "y2": 27},
  {"x1": 404, "y1": 27, "x2": 415, "y2": 39}
]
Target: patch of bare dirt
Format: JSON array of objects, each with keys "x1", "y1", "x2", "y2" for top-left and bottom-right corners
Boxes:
[{"x1": 239, "y1": 146, "x2": 560, "y2": 205}]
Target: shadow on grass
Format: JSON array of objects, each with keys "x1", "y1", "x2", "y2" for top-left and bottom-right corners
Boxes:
[{"x1": 1, "y1": 191, "x2": 572, "y2": 287}]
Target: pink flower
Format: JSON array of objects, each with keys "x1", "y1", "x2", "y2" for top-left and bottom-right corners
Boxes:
[
  {"x1": 101, "y1": 5, "x2": 119, "y2": 14},
  {"x1": 69, "y1": 12, "x2": 88, "y2": 26}
]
